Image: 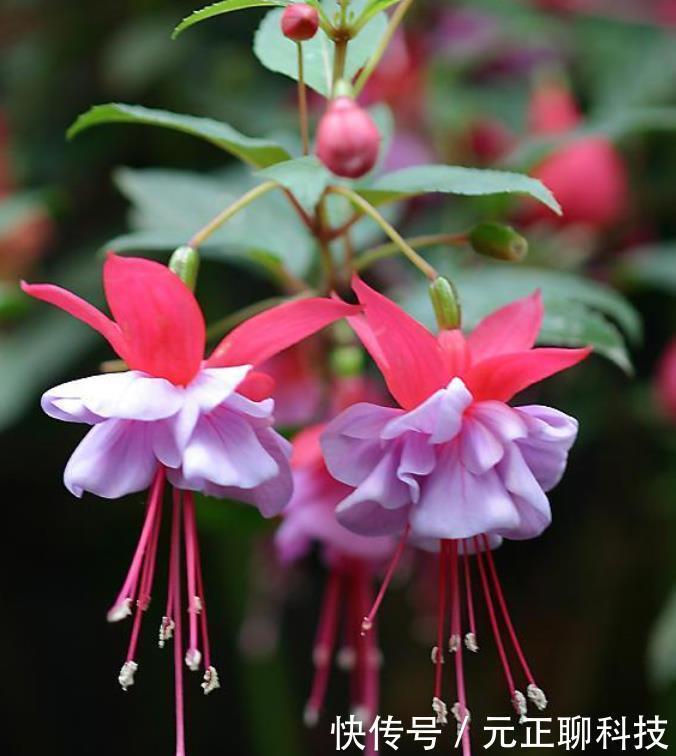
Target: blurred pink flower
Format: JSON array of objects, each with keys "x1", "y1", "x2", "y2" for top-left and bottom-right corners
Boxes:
[{"x1": 656, "y1": 339, "x2": 676, "y2": 421}]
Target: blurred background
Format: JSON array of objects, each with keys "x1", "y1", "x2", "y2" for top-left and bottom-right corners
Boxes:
[{"x1": 1, "y1": 0, "x2": 676, "y2": 753}]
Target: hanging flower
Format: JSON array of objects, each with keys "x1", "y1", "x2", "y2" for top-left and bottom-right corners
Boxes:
[
  {"x1": 22, "y1": 253, "x2": 358, "y2": 756},
  {"x1": 321, "y1": 277, "x2": 590, "y2": 753},
  {"x1": 276, "y1": 423, "x2": 394, "y2": 744}
]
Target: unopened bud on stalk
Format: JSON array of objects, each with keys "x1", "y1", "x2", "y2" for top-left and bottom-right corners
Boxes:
[
  {"x1": 281, "y1": 3, "x2": 320, "y2": 41},
  {"x1": 469, "y1": 222, "x2": 528, "y2": 262},
  {"x1": 169, "y1": 245, "x2": 200, "y2": 291},
  {"x1": 429, "y1": 276, "x2": 461, "y2": 330},
  {"x1": 316, "y1": 92, "x2": 381, "y2": 179}
]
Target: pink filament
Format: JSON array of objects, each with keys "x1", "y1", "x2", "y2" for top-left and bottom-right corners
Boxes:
[
  {"x1": 480, "y1": 534, "x2": 536, "y2": 686},
  {"x1": 356, "y1": 563, "x2": 379, "y2": 756},
  {"x1": 473, "y1": 537, "x2": 517, "y2": 698},
  {"x1": 434, "y1": 540, "x2": 449, "y2": 700},
  {"x1": 191, "y1": 500, "x2": 212, "y2": 672},
  {"x1": 170, "y1": 490, "x2": 186, "y2": 756},
  {"x1": 183, "y1": 492, "x2": 201, "y2": 666},
  {"x1": 450, "y1": 541, "x2": 471, "y2": 756},
  {"x1": 306, "y1": 568, "x2": 342, "y2": 721},
  {"x1": 110, "y1": 468, "x2": 166, "y2": 615},
  {"x1": 361, "y1": 525, "x2": 410, "y2": 634},
  {"x1": 462, "y1": 542, "x2": 477, "y2": 640}
]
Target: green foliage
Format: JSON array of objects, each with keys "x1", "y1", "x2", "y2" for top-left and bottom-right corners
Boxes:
[
  {"x1": 173, "y1": 0, "x2": 290, "y2": 39},
  {"x1": 109, "y1": 166, "x2": 315, "y2": 277},
  {"x1": 616, "y1": 244, "x2": 676, "y2": 295},
  {"x1": 401, "y1": 264, "x2": 641, "y2": 373},
  {"x1": 352, "y1": 0, "x2": 401, "y2": 31},
  {"x1": 68, "y1": 104, "x2": 291, "y2": 168},
  {"x1": 357, "y1": 164, "x2": 562, "y2": 214},
  {"x1": 253, "y1": 3, "x2": 388, "y2": 96},
  {"x1": 257, "y1": 156, "x2": 332, "y2": 211}
]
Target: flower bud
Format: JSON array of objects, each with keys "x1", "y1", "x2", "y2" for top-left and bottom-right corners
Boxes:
[
  {"x1": 429, "y1": 276, "x2": 461, "y2": 331},
  {"x1": 169, "y1": 245, "x2": 199, "y2": 291},
  {"x1": 316, "y1": 96, "x2": 381, "y2": 179},
  {"x1": 469, "y1": 222, "x2": 528, "y2": 262},
  {"x1": 281, "y1": 3, "x2": 319, "y2": 42}
]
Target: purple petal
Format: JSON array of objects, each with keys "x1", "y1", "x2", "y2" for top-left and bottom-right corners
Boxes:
[
  {"x1": 64, "y1": 419, "x2": 157, "y2": 498},
  {"x1": 397, "y1": 434, "x2": 436, "y2": 502},
  {"x1": 459, "y1": 415, "x2": 504, "y2": 474},
  {"x1": 185, "y1": 366, "x2": 252, "y2": 412},
  {"x1": 497, "y1": 444, "x2": 551, "y2": 539},
  {"x1": 382, "y1": 378, "x2": 473, "y2": 443},
  {"x1": 411, "y1": 445, "x2": 520, "y2": 540},
  {"x1": 42, "y1": 371, "x2": 184, "y2": 424},
  {"x1": 514, "y1": 405, "x2": 579, "y2": 491}
]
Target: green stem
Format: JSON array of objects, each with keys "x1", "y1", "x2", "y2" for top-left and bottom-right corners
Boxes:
[
  {"x1": 316, "y1": 199, "x2": 338, "y2": 290},
  {"x1": 189, "y1": 181, "x2": 278, "y2": 250},
  {"x1": 296, "y1": 43, "x2": 310, "y2": 155},
  {"x1": 332, "y1": 37, "x2": 349, "y2": 93},
  {"x1": 328, "y1": 185, "x2": 438, "y2": 280},
  {"x1": 353, "y1": 0, "x2": 416, "y2": 97},
  {"x1": 354, "y1": 233, "x2": 469, "y2": 271}
]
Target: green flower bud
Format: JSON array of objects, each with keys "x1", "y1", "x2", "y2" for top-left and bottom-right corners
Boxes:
[
  {"x1": 429, "y1": 276, "x2": 461, "y2": 331},
  {"x1": 331, "y1": 345, "x2": 364, "y2": 378},
  {"x1": 169, "y1": 245, "x2": 200, "y2": 292},
  {"x1": 469, "y1": 222, "x2": 528, "y2": 262}
]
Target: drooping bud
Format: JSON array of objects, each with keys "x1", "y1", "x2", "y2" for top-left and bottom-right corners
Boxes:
[
  {"x1": 429, "y1": 276, "x2": 461, "y2": 331},
  {"x1": 169, "y1": 245, "x2": 199, "y2": 292},
  {"x1": 281, "y1": 3, "x2": 319, "y2": 42},
  {"x1": 469, "y1": 222, "x2": 528, "y2": 262},
  {"x1": 316, "y1": 95, "x2": 381, "y2": 179}
]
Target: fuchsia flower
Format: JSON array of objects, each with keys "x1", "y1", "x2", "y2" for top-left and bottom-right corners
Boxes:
[
  {"x1": 321, "y1": 277, "x2": 590, "y2": 753},
  {"x1": 522, "y1": 80, "x2": 628, "y2": 230},
  {"x1": 22, "y1": 253, "x2": 358, "y2": 755},
  {"x1": 276, "y1": 423, "x2": 394, "y2": 742}
]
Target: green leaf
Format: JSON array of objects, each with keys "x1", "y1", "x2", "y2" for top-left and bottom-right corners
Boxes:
[
  {"x1": 253, "y1": 2, "x2": 388, "y2": 96},
  {"x1": 0, "y1": 254, "x2": 104, "y2": 431},
  {"x1": 616, "y1": 244, "x2": 676, "y2": 295},
  {"x1": 353, "y1": 0, "x2": 400, "y2": 30},
  {"x1": 400, "y1": 264, "x2": 640, "y2": 373},
  {"x1": 111, "y1": 166, "x2": 315, "y2": 276},
  {"x1": 256, "y1": 156, "x2": 332, "y2": 211},
  {"x1": 357, "y1": 164, "x2": 562, "y2": 215},
  {"x1": 68, "y1": 103, "x2": 291, "y2": 168},
  {"x1": 173, "y1": 0, "x2": 289, "y2": 39}
]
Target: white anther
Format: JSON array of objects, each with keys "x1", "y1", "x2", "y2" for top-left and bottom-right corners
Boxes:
[
  {"x1": 313, "y1": 646, "x2": 330, "y2": 667},
  {"x1": 118, "y1": 660, "x2": 138, "y2": 691},
  {"x1": 192, "y1": 596, "x2": 203, "y2": 614},
  {"x1": 464, "y1": 632, "x2": 479, "y2": 653},
  {"x1": 158, "y1": 616, "x2": 175, "y2": 648},
  {"x1": 185, "y1": 648, "x2": 202, "y2": 671},
  {"x1": 432, "y1": 696, "x2": 448, "y2": 725},
  {"x1": 451, "y1": 702, "x2": 471, "y2": 727},
  {"x1": 431, "y1": 645, "x2": 444, "y2": 665},
  {"x1": 351, "y1": 706, "x2": 370, "y2": 727},
  {"x1": 303, "y1": 705, "x2": 319, "y2": 728},
  {"x1": 448, "y1": 634, "x2": 461, "y2": 653},
  {"x1": 527, "y1": 684, "x2": 548, "y2": 711},
  {"x1": 201, "y1": 666, "x2": 220, "y2": 695},
  {"x1": 512, "y1": 690, "x2": 527, "y2": 723},
  {"x1": 336, "y1": 647, "x2": 356, "y2": 671},
  {"x1": 107, "y1": 598, "x2": 133, "y2": 623}
]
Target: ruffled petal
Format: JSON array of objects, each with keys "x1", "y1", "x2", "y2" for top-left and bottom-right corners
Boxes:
[
  {"x1": 467, "y1": 291, "x2": 543, "y2": 363},
  {"x1": 459, "y1": 416, "x2": 504, "y2": 474},
  {"x1": 207, "y1": 297, "x2": 359, "y2": 368},
  {"x1": 411, "y1": 445, "x2": 520, "y2": 540},
  {"x1": 42, "y1": 372, "x2": 184, "y2": 424},
  {"x1": 470, "y1": 401, "x2": 528, "y2": 442},
  {"x1": 397, "y1": 434, "x2": 437, "y2": 502},
  {"x1": 21, "y1": 280, "x2": 127, "y2": 359},
  {"x1": 349, "y1": 276, "x2": 448, "y2": 409},
  {"x1": 382, "y1": 377, "x2": 472, "y2": 443},
  {"x1": 466, "y1": 346, "x2": 592, "y2": 402},
  {"x1": 514, "y1": 405, "x2": 579, "y2": 491},
  {"x1": 64, "y1": 419, "x2": 158, "y2": 498},
  {"x1": 103, "y1": 254, "x2": 205, "y2": 385},
  {"x1": 321, "y1": 403, "x2": 401, "y2": 487}
]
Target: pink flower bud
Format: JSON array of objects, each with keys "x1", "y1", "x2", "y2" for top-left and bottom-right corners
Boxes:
[
  {"x1": 316, "y1": 97, "x2": 381, "y2": 179},
  {"x1": 280, "y1": 3, "x2": 319, "y2": 42},
  {"x1": 657, "y1": 339, "x2": 676, "y2": 422}
]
